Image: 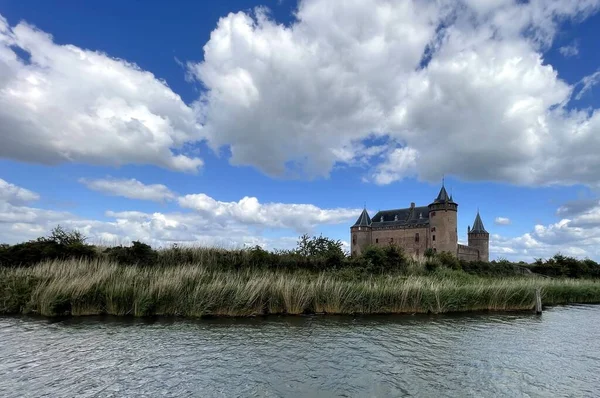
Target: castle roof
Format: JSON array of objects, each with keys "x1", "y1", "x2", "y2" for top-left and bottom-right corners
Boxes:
[
  {"x1": 371, "y1": 205, "x2": 430, "y2": 227},
  {"x1": 433, "y1": 185, "x2": 455, "y2": 204},
  {"x1": 470, "y1": 211, "x2": 488, "y2": 233},
  {"x1": 352, "y1": 208, "x2": 372, "y2": 227}
]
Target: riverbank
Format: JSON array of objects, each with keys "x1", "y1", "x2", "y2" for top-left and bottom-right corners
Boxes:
[{"x1": 2, "y1": 260, "x2": 600, "y2": 317}]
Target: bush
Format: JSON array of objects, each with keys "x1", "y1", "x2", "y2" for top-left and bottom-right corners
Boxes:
[
  {"x1": 0, "y1": 226, "x2": 96, "y2": 267},
  {"x1": 104, "y1": 241, "x2": 158, "y2": 266},
  {"x1": 437, "y1": 251, "x2": 461, "y2": 270},
  {"x1": 361, "y1": 245, "x2": 408, "y2": 274},
  {"x1": 527, "y1": 254, "x2": 600, "y2": 279},
  {"x1": 425, "y1": 257, "x2": 441, "y2": 272}
]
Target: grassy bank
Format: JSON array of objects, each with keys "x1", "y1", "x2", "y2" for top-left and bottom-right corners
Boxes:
[{"x1": 2, "y1": 260, "x2": 600, "y2": 317}]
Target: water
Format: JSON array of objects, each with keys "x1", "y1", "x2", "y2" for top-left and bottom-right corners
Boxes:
[{"x1": 1, "y1": 306, "x2": 599, "y2": 398}]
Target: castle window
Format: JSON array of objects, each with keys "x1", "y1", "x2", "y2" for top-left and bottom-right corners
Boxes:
[
  {"x1": 415, "y1": 233, "x2": 420, "y2": 242},
  {"x1": 375, "y1": 238, "x2": 379, "y2": 243},
  {"x1": 433, "y1": 248, "x2": 437, "y2": 253},
  {"x1": 432, "y1": 235, "x2": 436, "y2": 241},
  {"x1": 431, "y1": 227, "x2": 436, "y2": 232},
  {"x1": 431, "y1": 211, "x2": 436, "y2": 217},
  {"x1": 390, "y1": 238, "x2": 394, "y2": 243},
  {"x1": 352, "y1": 234, "x2": 357, "y2": 244}
]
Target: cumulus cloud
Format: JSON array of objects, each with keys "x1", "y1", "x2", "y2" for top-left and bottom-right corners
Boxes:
[
  {"x1": 79, "y1": 177, "x2": 176, "y2": 202},
  {"x1": 188, "y1": 0, "x2": 600, "y2": 186},
  {"x1": 492, "y1": 200, "x2": 600, "y2": 261},
  {"x1": 494, "y1": 217, "x2": 511, "y2": 225},
  {"x1": 369, "y1": 147, "x2": 418, "y2": 185},
  {"x1": 0, "y1": 14, "x2": 204, "y2": 172},
  {"x1": 0, "y1": 178, "x2": 39, "y2": 205},
  {"x1": 178, "y1": 193, "x2": 360, "y2": 233},
  {"x1": 0, "y1": 178, "x2": 359, "y2": 249}
]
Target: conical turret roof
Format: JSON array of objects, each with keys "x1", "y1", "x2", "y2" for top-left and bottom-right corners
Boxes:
[
  {"x1": 353, "y1": 208, "x2": 372, "y2": 227},
  {"x1": 470, "y1": 211, "x2": 487, "y2": 233},
  {"x1": 433, "y1": 185, "x2": 454, "y2": 203}
]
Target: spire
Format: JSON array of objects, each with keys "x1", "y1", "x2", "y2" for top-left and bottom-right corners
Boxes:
[
  {"x1": 353, "y1": 208, "x2": 372, "y2": 227},
  {"x1": 470, "y1": 211, "x2": 487, "y2": 233},
  {"x1": 434, "y1": 185, "x2": 450, "y2": 203}
]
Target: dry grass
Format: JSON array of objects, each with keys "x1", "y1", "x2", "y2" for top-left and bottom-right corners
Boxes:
[{"x1": 1, "y1": 259, "x2": 599, "y2": 317}]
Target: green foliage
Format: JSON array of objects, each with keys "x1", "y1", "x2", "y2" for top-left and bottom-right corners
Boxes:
[
  {"x1": 3, "y1": 259, "x2": 600, "y2": 317},
  {"x1": 425, "y1": 257, "x2": 440, "y2": 272},
  {"x1": 104, "y1": 241, "x2": 158, "y2": 266},
  {"x1": 527, "y1": 254, "x2": 600, "y2": 279},
  {"x1": 437, "y1": 251, "x2": 462, "y2": 270},
  {"x1": 361, "y1": 245, "x2": 408, "y2": 274},
  {"x1": 2, "y1": 228, "x2": 600, "y2": 281},
  {"x1": 0, "y1": 226, "x2": 96, "y2": 267},
  {"x1": 297, "y1": 234, "x2": 344, "y2": 257}
]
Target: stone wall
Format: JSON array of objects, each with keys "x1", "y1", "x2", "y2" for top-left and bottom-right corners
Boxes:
[
  {"x1": 371, "y1": 226, "x2": 429, "y2": 257},
  {"x1": 350, "y1": 226, "x2": 371, "y2": 256},
  {"x1": 457, "y1": 244, "x2": 480, "y2": 261},
  {"x1": 468, "y1": 232, "x2": 489, "y2": 262},
  {"x1": 428, "y1": 203, "x2": 458, "y2": 254}
]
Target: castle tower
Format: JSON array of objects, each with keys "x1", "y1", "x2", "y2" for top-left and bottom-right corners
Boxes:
[
  {"x1": 350, "y1": 208, "x2": 372, "y2": 256},
  {"x1": 428, "y1": 184, "x2": 458, "y2": 255},
  {"x1": 468, "y1": 211, "x2": 489, "y2": 262}
]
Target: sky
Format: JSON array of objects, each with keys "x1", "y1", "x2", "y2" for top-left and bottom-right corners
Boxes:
[{"x1": 2, "y1": 0, "x2": 600, "y2": 262}]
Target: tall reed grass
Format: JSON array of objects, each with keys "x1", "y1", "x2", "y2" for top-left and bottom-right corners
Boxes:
[{"x1": 1, "y1": 260, "x2": 599, "y2": 317}]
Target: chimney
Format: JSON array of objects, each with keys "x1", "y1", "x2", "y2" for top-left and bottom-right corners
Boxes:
[{"x1": 410, "y1": 202, "x2": 415, "y2": 208}]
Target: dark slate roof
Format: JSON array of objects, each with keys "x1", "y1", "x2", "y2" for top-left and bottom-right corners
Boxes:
[
  {"x1": 353, "y1": 208, "x2": 372, "y2": 227},
  {"x1": 434, "y1": 185, "x2": 454, "y2": 203},
  {"x1": 470, "y1": 212, "x2": 488, "y2": 233},
  {"x1": 371, "y1": 206, "x2": 430, "y2": 227}
]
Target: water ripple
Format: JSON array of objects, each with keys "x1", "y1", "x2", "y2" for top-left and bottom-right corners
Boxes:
[{"x1": 1, "y1": 307, "x2": 600, "y2": 397}]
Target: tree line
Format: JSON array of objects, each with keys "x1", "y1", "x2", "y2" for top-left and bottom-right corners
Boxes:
[{"x1": 1, "y1": 226, "x2": 599, "y2": 279}]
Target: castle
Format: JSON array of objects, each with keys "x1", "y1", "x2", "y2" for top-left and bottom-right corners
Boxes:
[{"x1": 350, "y1": 184, "x2": 489, "y2": 262}]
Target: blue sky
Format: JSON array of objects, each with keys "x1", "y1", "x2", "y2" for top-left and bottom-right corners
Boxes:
[{"x1": 1, "y1": 0, "x2": 600, "y2": 261}]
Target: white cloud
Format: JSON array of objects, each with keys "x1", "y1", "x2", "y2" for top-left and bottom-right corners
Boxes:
[
  {"x1": 370, "y1": 147, "x2": 418, "y2": 185},
  {"x1": 575, "y1": 70, "x2": 600, "y2": 100},
  {"x1": 494, "y1": 217, "x2": 511, "y2": 225},
  {"x1": 491, "y1": 201, "x2": 600, "y2": 261},
  {"x1": 188, "y1": 0, "x2": 600, "y2": 187},
  {"x1": 178, "y1": 193, "x2": 360, "y2": 233},
  {"x1": 79, "y1": 177, "x2": 176, "y2": 202},
  {"x1": 559, "y1": 42, "x2": 579, "y2": 57},
  {"x1": 0, "y1": 15, "x2": 204, "y2": 172},
  {"x1": 0, "y1": 178, "x2": 39, "y2": 205},
  {"x1": 0, "y1": 178, "x2": 358, "y2": 249}
]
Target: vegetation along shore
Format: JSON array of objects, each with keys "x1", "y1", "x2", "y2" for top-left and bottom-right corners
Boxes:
[{"x1": 1, "y1": 227, "x2": 600, "y2": 318}]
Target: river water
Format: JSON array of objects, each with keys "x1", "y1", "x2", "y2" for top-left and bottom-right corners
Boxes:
[{"x1": 1, "y1": 305, "x2": 599, "y2": 397}]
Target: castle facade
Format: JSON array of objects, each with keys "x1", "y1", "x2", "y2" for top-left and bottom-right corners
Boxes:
[{"x1": 350, "y1": 185, "x2": 489, "y2": 262}]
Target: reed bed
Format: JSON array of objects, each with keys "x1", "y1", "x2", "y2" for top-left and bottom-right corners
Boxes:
[{"x1": 1, "y1": 260, "x2": 599, "y2": 317}]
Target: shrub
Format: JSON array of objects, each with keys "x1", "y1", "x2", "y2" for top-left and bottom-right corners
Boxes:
[
  {"x1": 527, "y1": 254, "x2": 600, "y2": 279},
  {"x1": 425, "y1": 257, "x2": 441, "y2": 272},
  {"x1": 104, "y1": 241, "x2": 157, "y2": 266},
  {"x1": 437, "y1": 251, "x2": 461, "y2": 270},
  {"x1": 0, "y1": 226, "x2": 96, "y2": 267}
]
